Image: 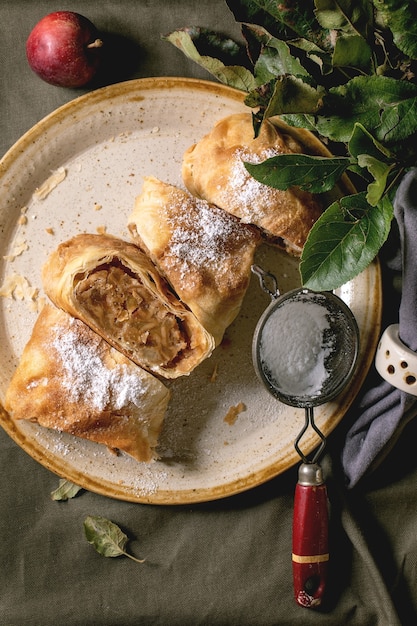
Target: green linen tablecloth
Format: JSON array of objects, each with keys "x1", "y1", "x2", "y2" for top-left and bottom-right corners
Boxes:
[{"x1": 1, "y1": 2, "x2": 417, "y2": 624}]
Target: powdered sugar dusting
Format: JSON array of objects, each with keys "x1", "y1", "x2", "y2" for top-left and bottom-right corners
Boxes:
[
  {"x1": 51, "y1": 319, "x2": 148, "y2": 411},
  {"x1": 218, "y1": 148, "x2": 280, "y2": 222},
  {"x1": 260, "y1": 300, "x2": 334, "y2": 397},
  {"x1": 32, "y1": 425, "x2": 169, "y2": 497},
  {"x1": 127, "y1": 464, "x2": 169, "y2": 496},
  {"x1": 165, "y1": 189, "x2": 253, "y2": 280}
]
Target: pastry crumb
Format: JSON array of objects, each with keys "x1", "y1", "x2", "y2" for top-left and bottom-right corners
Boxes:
[
  {"x1": 224, "y1": 402, "x2": 246, "y2": 426},
  {"x1": 3, "y1": 239, "x2": 28, "y2": 262},
  {"x1": 209, "y1": 362, "x2": 219, "y2": 383},
  {"x1": 33, "y1": 167, "x2": 66, "y2": 200},
  {"x1": 0, "y1": 273, "x2": 44, "y2": 311},
  {"x1": 0, "y1": 273, "x2": 34, "y2": 300}
]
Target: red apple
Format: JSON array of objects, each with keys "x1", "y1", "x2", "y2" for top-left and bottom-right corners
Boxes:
[{"x1": 26, "y1": 11, "x2": 103, "y2": 88}]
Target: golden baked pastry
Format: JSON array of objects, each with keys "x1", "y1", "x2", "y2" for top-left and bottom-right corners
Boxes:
[
  {"x1": 182, "y1": 112, "x2": 324, "y2": 256},
  {"x1": 4, "y1": 304, "x2": 170, "y2": 462},
  {"x1": 42, "y1": 233, "x2": 215, "y2": 378},
  {"x1": 128, "y1": 177, "x2": 260, "y2": 345}
]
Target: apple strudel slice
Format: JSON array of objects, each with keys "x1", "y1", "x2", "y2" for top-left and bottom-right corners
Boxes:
[
  {"x1": 42, "y1": 233, "x2": 215, "y2": 378},
  {"x1": 4, "y1": 304, "x2": 170, "y2": 462},
  {"x1": 182, "y1": 112, "x2": 324, "y2": 256},
  {"x1": 128, "y1": 177, "x2": 261, "y2": 345}
]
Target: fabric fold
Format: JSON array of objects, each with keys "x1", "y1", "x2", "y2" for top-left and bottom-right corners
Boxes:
[{"x1": 341, "y1": 168, "x2": 417, "y2": 487}]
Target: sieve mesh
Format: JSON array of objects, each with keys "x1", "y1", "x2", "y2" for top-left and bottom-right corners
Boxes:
[{"x1": 253, "y1": 289, "x2": 359, "y2": 409}]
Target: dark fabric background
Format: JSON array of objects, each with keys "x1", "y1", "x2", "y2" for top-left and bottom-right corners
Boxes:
[{"x1": 1, "y1": 2, "x2": 417, "y2": 624}]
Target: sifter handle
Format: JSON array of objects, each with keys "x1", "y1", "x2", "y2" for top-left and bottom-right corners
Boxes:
[{"x1": 292, "y1": 463, "x2": 329, "y2": 608}]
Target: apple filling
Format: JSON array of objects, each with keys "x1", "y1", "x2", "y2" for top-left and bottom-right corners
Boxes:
[{"x1": 74, "y1": 261, "x2": 188, "y2": 369}]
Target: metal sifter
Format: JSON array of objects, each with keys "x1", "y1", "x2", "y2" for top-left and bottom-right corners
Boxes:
[{"x1": 251, "y1": 265, "x2": 359, "y2": 609}]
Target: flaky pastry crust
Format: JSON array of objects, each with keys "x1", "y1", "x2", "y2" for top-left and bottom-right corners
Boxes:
[
  {"x1": 42, "y1": 233, "x2": 215, "y2": 378},
  {"x1": 5, "y1": 305, "x2": 170, "y2": 462},
  {"x1": 128, "y1": 177, "x2": 260, "y2": 345},
  {"x1": 182, "y1": 112, "x2": 324, "y2": 256}
]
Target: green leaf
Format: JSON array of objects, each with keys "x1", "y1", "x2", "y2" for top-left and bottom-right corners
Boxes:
[
  {"x1": 261, "y1": 76, "x2": 324, "y2": 118},
  {"x1": 300, "y1": 192, "x2": 394, "y2": 291},
  {"x1": 244, "y1": 153, "x2": 351, "y2": 192},
  {"x1": 314, "y1": 0, "x2": 374, "y2": 37},
  {"x1": 227, "y1": 0, "x2": 332, "y2": 49},
  {"x1": 50, "y1": 479, "x2": 83, "y2": 501},
  {"x1": 316, "y1": 75, "x2": 417, "y2": 144},
  {"x1": 379, "y1": 95, "x2": 417, "y2": 145},
  {"x1": 226, "y1": 0, "x2": 291, "y2": 39},
  {"x1": 280, "y1": 113, "x2": 319, "y2": 132},
  {"x1": 84, "y1": 516, "x2": 145, "y2": 563},
  {"x1": 163, "y1": 29, "x2": 256, "y2": 91},
  {"x1": 372, "y1": 0, "x2": 417, "y2": 58},
  {"x1": 289, "y1": 37, "x2": 333, "y2": 73},
  {"x1": 357, "y1": 155, "x2": 393, "y2": 205},
  {"x1": 348, "y1": 122, "x2": 395, "y2": 204},
  {"x1": 332, "y1": 33, "x2": 372, "y2": 70},
  {"x1": 244, "y1": 24, "x2": 310, "y2": 84},
  {"x1": 314, "y1": 1, "x2": 373, "y2": 69},
  {"x1": 348, "y1": 122, "x2": 393, "y2": 161}
]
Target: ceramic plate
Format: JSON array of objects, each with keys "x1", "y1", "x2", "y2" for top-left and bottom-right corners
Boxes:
[{"x1": 0, "y1": 77, "x2": 381, "y2": 504}]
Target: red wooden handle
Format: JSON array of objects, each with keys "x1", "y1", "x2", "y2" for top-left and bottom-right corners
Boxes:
[{"x1": 292, "y1": 477, "x2": 329, "y2": 608}]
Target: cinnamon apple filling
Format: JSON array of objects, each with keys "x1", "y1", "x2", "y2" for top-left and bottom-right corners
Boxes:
[{"x1": 74, "y1": 261, "x2": 188, "y2": 369}]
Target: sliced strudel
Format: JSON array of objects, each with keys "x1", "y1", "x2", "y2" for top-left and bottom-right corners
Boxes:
[
  {"x1": 42, "y1": 233, "x2": 215, "y2": 378},
  {"x1": 128, "y1": 177, "x2": 260, "y2": 345},
  {"x1": 182, "y1": 112, "x2": 324, "y2": 256},
  {"x1": 4, "y1": 304, "x2": 170, "y2": 462}
]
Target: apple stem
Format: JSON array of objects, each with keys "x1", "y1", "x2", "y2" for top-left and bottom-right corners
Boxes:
[{"x1": 87, "y1": 39, "x2": 103, "y2": 49}]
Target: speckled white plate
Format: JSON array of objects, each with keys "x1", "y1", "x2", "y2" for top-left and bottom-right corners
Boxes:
[{"x1": 0, "y1": 77, "x2": 381, "y2": 504}]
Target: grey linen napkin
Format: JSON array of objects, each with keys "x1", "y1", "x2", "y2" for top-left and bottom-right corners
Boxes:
[{"x1": 341, "y1": 168, "x2": 417, "y2": 487}]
